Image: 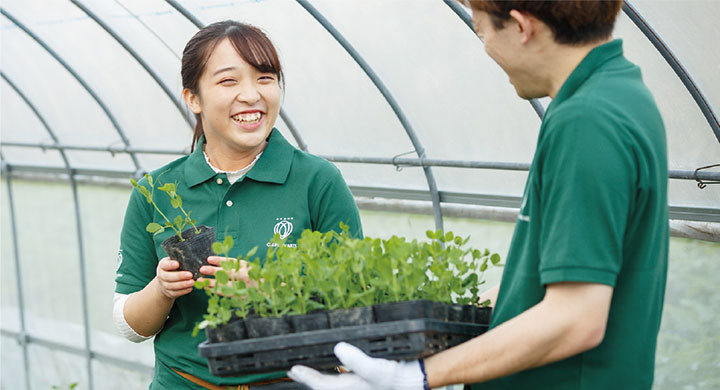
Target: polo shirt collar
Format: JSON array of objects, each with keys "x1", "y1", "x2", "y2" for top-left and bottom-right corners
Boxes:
[
  {"x1": 185, "y1": 134, "x2": 217, "y2": 188},
  {"x1": 551, "y1": 39, "x2": 624, "y2": 106},
  {"x1": 184, "y1": 129, "x2": 294, "y2": 187},
  {"x1": 246, "y1": 128, "x2": 294, "y2": 184}
]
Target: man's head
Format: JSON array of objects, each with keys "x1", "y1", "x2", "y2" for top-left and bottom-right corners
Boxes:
[
  {"x1": 464, "y1": 1, "x2": 622, "y2": 99},
  {"x1": 467, "y1": 1, "x2": 622, "y2": 45}
]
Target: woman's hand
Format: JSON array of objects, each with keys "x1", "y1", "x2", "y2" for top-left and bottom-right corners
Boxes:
[
  {"x1": 198, "y1": 256, "x2": 253, "y2": 289},
  {"x1": 155, "y1": 257, "x2": 195, "y2": 299}
]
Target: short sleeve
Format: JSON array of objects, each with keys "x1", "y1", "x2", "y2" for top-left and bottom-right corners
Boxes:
[
  {"x1": 537, "y1": 104, "x2": 636, "y2": 287},
  {"x1": 309, "y1": 163, "x2": 363, "y2": 238},
  {"x1": 115, "y1": 184, "x2": 160, "y2": 294}
]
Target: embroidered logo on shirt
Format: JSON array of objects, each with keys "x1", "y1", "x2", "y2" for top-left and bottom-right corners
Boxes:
[
  {"x1": 115, "y1": 249, "x2": 124, "y2": 280},
  {"x1": 273, "y1": 217, "x2": 294, "y2": 239},
  {"x1": 116, "y1": 249, "x2": 123, "y2": 271}
]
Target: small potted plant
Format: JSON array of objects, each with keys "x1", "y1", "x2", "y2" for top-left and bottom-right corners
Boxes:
[{"x1": 130, "y1": 171, "x2": 215, "y2": 279}]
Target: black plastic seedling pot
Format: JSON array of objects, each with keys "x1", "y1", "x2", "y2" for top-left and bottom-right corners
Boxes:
[
  {"x1": 289, "y1": 311, "x2": 329, "y2": 332},
  {"x1": 327, "y1": 306, "x2": 374, "y2": 328},
  {"x1": 161, "y1": 225, "x2": 215, "y2": 279},
  {"x1": 374, "y1": 299, "x2": 449, "y2": 322},
  {"x1": 245, "y1": 316, "x2": 291, "y2": 338},
  {"x1": 206, "y1": 316, "x2": 247, "y2": 343}
]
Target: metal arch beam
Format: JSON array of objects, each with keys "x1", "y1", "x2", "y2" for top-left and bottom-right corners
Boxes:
[
  {"x1": 443, "y1": 0, "x2": 546, "y2": 119},
  {"x1": 1, "y1": 167, "x2": 30, "y2": 390},
  {"x1": 0, "y1": 8, "x2": 142, "y2": 172},
  {"x1": 0, "y1": 72, "x2": 95, "y2": 390},
  {"x1": 622, "y1": 1, "x2": 720, "y2": 144},
  {"x1": 1, "y1": 72, "x2": 71, "y2": 169},
  {"x1": 163, "y1": 0, "x2": 309, "y2": 151},
  {"x1": 295, "y1": 0, "x2": 445, "y2": 232},
  {"x1": 443, "y1": 0, "x2": 719, "y2": 142},
  {"x1": 68, "y1": 0, "x2": 194, "y2": 129}
]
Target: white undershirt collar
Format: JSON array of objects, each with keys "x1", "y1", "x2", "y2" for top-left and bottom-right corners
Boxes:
[{"x1": 203, "y1": 150, "x2": 263, "y2": 184}]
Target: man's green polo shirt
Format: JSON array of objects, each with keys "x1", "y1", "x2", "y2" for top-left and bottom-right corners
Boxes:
[
  {"x1": 115, "y1": 129, "x2": 362, "y2": 389},
  {"x1": 472, "y1": 40, "x2": 668, "y2": 389}
]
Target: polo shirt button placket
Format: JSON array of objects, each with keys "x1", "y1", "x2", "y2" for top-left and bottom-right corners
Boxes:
[
  {"x1": 226, "y1": 200, "x2": 233, "y2": 207},
  {"x1": 216, "y1": 178, "x2": 223, "y2": 185}
]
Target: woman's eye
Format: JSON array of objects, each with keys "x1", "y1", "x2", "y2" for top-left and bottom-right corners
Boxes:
[
  {"x1": 219, "y1": 79, "x2": 236, "y2": 85},
  {"x1": 259, "y1": 75, "x2": 276, "y2": 82}
]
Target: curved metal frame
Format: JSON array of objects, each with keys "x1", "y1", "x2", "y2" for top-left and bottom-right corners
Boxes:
[
  {"x1": 1, "y1": 72, "x2": 95, "y2": 390},
  {"x1": 442, "y1": 0, "x2": 546, "y2": 119},
  {"x1": 1, "y1": 1, "x2": 720, "y2": 386},
  {"x1": 295, "y1": 0, "x2": 445, "y2": 232},
  {"x1": 622, "y1": 1, "x2": 720, "y2": 143},
  {"x1": 0, "y1": 8, "x2": 141, "y2": 172},
  {"x1": 68, "y1": 0, "x2": 194, "y2": 129},
  {"x1": 443, "y1": 0, "x2": 719, "y2": 143}
]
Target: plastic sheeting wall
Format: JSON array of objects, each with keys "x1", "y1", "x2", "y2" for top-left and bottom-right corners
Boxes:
[{"x1": 1, "y1": 1, "x2": 719, "y2": 389}]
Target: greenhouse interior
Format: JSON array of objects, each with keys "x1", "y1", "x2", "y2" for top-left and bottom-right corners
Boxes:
[{"x1": 1, "y1": 0, "x2": 719, "y2": 389}]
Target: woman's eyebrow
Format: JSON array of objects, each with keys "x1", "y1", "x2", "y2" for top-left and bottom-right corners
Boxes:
[{"x1": 212, "y1": 66, "x2": 237, "y2": 76}]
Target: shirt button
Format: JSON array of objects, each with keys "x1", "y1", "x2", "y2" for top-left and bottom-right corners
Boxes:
[
  {"x1": 226, "y1": 200, "x2": 233, "y2": 207},
  {"x1": 216, "y1": 178, "x2": 223, "y2": 185}
]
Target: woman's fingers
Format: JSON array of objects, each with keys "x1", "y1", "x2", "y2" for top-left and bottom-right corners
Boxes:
[
  {"x1": 156, "y1": 258, "x2": 194, "y2": 298},
  {"x1": 199, "y1": 257, "x2": 252, "y2": 284}
]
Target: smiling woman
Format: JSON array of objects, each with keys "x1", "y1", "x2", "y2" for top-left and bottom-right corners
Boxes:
[
  {"x1": 181, "y1": 22, "x2": 283, "y2": 171},
  {"x1": 112, "y1": 20, "x2": 362, "y2": 390}
]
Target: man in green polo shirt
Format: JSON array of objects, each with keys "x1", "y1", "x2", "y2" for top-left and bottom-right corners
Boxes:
[
  {"x1": 289, "y1": 1, "x2": 668, "y2": 389},
  {"x1": 115, "y1": 129, "x2": 362, "y2": 389}
]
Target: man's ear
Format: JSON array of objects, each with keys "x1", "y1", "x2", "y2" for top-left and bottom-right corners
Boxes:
[
  {"x1": 183, "y1": 88, "x2": 202, "y2": 114},
  {"x1": 509, "y1": 9, "x2": 535, "y2": 44}
]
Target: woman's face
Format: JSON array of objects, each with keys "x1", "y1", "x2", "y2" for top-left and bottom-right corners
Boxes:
[{"x1": 185, "y1": 38, "x2": 281, "y2": 155}]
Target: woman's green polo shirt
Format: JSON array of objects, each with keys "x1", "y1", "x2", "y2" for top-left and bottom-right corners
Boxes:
[
  {"x1": 473, "y1": 40, "x2": 668, "y2": 389},
  {"x1": 115, "y1": 129, "x2": 362, "y2": 389}
]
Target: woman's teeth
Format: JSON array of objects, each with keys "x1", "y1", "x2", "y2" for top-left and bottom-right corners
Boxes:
[{"x1": 231, "y1": 112, "x2": 262, "y2": 124}]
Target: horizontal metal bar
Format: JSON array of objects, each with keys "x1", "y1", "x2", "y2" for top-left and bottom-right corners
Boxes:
[
  {"x1": 0, "y1": 141, "x2": 187, "y2": 156},
  {"x1": 2, "y1": 164, "x2": 719, "y2": 221},
  {"x1": 1, "y1": 329, "x2": 154, "y2": 373},
  {"x1": 320, "y1": 155, "x2": 531, "y2": 171},
  {"x1": 350, "y1": 186, "x2": 719, "y2": 223},
  {"x1": 2, "y1": 150, "x2": 719, "y2": 182},
  {"x1": 2, "y1": 164, "x2": 136, "y2": 178},
  {"x1": 355, "y1": 197, "x2": 720, "y2": 242}
]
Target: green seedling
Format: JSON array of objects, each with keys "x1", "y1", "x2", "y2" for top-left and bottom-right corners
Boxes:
[
  {"x1": 129, "y1": 171, "x2": 200, "y2": 241},
  {"x1": 192, "y1": 234, "x2": 258, "y2": 337},
  {"x1": 195, "y1": 223, "x2": 502, "y2": 331}
]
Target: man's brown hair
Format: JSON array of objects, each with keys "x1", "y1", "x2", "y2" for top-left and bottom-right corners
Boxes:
[{"x1": 467, "y1": 1, "x2": 623, "y2": 45}]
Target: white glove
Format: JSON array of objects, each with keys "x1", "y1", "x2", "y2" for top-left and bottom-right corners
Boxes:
[{"x1": 287, "y1": 342, "x2": 427, "y2": 390}]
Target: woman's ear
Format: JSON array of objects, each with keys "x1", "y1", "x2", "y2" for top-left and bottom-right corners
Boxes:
[{"x1": 183, "y1": 88, "x2": 202, "y2": 114}]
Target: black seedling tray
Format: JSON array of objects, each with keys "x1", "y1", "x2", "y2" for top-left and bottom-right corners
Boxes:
[{"x1": 198, "y1": 318, "x2": 487, "y2": 376}]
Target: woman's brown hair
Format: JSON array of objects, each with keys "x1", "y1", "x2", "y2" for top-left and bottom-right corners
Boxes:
[{"x1": 181, "y1": 21, "x2": 284, "y2": 151}]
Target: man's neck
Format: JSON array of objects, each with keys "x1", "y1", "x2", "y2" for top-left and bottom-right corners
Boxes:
[{"x1": 541, "y1": 38, "x2": 611, "y2": 99}]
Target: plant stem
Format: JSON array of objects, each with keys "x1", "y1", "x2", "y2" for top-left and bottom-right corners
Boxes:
[{"x1": 150, "y1": 195, "x2": 183, "y2": 240}]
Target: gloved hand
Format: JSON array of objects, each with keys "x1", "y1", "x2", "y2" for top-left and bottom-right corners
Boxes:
[{"x1": 287, "y1": 342, "x2": 427, "y2": 390}]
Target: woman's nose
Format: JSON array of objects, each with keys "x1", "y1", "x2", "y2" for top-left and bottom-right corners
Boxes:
[{"x1": 236, "y1": 82, "x2": 261, "y2": 105}]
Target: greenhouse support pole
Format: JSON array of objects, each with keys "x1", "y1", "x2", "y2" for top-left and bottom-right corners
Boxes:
[
  {"x1": 442, "y1": 0, "x2": 546, "y2": 120},
  {"x1": 69, "y1": 0, "x2": 194, "y2": 128},
  {"x1": 3, "y1": 168, "x2": 30, "y2": 390},
  {"x1": 0, "y1": 70, "x2": 95, "y2": 390},
  {"x1": 623, "y1": 1, "x2": 720, "y2": 144},
  {"x1": 0, "y1": 8, "x2": 142, "y2": 171},
  {"x1": 163, "y1": 0, "x2": 309, "y2": 153},
  {"x1": 296, "y1": 0, "x2": 444, "y2": 232},
  {"x1": 279, "y1": 109, "x2": 309, "y2": 152},
  {"x1": 69, "y1": 174, "x2": 95, "y2": 390}
]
